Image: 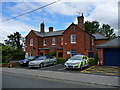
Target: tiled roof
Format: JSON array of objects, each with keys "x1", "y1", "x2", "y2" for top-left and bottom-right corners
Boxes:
[
  {"x1": 92, "y1": 33, "x2": 109, "y2": 40},
  {"x1": 96, "y1": 36, "x2": 120, "y2": 48},
  {"x1": 33, "y1": 30, "x2": 65, "y2": 37}
]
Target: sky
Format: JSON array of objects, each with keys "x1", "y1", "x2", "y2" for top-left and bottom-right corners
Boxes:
[{"x1": 0, "y1": 0, "x2": 119, "y2": 43}]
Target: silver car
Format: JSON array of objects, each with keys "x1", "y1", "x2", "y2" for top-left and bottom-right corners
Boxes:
[{"x1": 28, "y1": 55, "x2": 57, "y2": 68}]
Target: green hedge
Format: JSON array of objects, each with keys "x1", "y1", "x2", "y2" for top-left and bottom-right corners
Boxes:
[
  {"x1": 89, "y1": 54, "x2": 99, "y2": 66},
  {"x1": 57, "y1": 58, "x2": 69, "y2": 64}
]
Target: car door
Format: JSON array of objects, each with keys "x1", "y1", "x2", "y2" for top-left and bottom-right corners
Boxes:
[
  {"x1": 82, "y1": 56, "x2": 86, "y2": 67},
  {"x1": 49, "y1": 56, "x2": 54, "y2": 64},
  {"x1": 44, "y1": 57, "x2": 51, "y2": 66}
]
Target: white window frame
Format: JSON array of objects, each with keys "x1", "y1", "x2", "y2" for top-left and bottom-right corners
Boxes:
[
  {"x1": 61, "y1": 37, "x2": 63, "y2": 45},
  {"x1": 52, "y1": 37, "x2": 55, "y2": 45},
  {"x1": 30, "y1": 39, "x2": 33, "y2": 46},
  {"x1": 70, "y1": 34, "x2": 76, "y2": 43},
  {"x1": 43, "y1": 38, "x2": 47, "y2": 46}
]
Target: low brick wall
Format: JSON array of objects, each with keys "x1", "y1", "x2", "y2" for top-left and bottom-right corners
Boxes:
[
  {"x1": 0, "y1": 64, "x2": 8, "y2": 67},
  {"x1": 0, "y1": 61, "x2": 20, "y2": 67},
  {"x1": 8, "y1": 61, "x2": 19, "y2": 68}
]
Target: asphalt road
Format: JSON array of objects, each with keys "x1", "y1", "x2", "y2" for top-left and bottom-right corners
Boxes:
[{"x1": 2, "y1": 72, "x2": 93, "y2": 88}]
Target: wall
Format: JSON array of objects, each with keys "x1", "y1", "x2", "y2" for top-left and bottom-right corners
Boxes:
[
  {"x1": 63, "y1": 24, "x2": 94, "y2": 58},
  {"x1": 25, "y1": 31, "x2": 39, "y2": 56},
  {"x1": 94, "y1": 39, "x2": 108, "y2": 45}
]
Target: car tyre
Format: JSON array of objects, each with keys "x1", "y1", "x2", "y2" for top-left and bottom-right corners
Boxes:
[
  {"x1": 39, "y1": 63, "x2": 44, "y2": 68},
  {"x1": 80, "y1": 64, "x2": 83, "y2": 70},
  {"x1": 53, "y1": 61, "x2": 56, "y2": 66}
]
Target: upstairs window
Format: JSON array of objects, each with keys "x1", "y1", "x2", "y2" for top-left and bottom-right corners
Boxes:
[
  {"x1": 43, "y1": 39, "x2": 47, "y2": 46},
  {"x1": 61, "y1": 37, "x2": 63, "y2": 45},
  {"x1": 30, "y1": 39, "x2": 33, "y2": 46},
  {"x1": 52, "y1": 37, "x2": 55, "y2": 45},
  {"x1": 70, "y1": 34, "x2": 76, "y2": 43}
]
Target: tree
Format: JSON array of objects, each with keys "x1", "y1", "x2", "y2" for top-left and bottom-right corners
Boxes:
[
  {"x1": 84, "y1": 21, "x2": 116, "y2": 39},
  {"x1": 84, "y1": 21, "x2": 100, "y2": 34},
  {"x1": 99, "y1": 24, "x2": 116, "y2": 39},
  {"x1": 2, "y1": 32, "x2": 25, "y2": 63},
  {"x1": 5, "y1": 32, "x2": 23, "y2": 50}
]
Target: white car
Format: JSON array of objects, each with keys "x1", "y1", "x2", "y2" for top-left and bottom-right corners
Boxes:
[
  {"x1": 28, "y1": 55, "x2": 57, "y2": 68},
  {"x1": 64, "y1": 54, "x2": 90, "y2": 69}
]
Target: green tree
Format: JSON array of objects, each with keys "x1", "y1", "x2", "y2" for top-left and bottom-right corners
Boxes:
[
  {"x1": 2, "y1": 32, "x2": 25, "y2": 63},
  {"x1": 4, "y1": 32, "x2": 23, "y2": 50},
  {"x1": 0, "y1": 45, "x2": 15, "y2": 63},
  {"x1": 99, "y1": 24, "x2": 116, "y2": 39},
  {"x1": 84, "y1": 21, "x2": 100, "y2": 34}
]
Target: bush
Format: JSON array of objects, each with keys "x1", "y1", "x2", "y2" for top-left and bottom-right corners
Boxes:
[
  {"x1": 89, "y1": 54, "x2": 99, "y2": 66},
  {"x1": 57, "y1": 57, "x2": 69, "y2": 64}
]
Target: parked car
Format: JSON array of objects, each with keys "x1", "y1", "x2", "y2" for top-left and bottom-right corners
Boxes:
[
  {"x1": 28, "y1": 55, "x2": 57, "y2": 68},
  {"x1": 64, "y1": 54, "x2": 90, "y2": 70},
  {"x1": 19, "y1": 56, "x2": 40, "y2": 66}
]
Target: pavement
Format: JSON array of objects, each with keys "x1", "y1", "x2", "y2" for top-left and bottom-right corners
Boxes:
[{"x1": 1, "y1": 67, "x2": 120, "y2": 87}]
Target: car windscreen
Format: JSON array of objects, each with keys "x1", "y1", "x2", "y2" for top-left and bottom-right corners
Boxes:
[
  {"x1": 26, "y1": 56, "x2": 35, "y2": 60},
  {"x1": 36, "y1": 56, "x2": 46, "y2": 60},
  {"x1": 70, "y1": 55, "x2": 83, "y2": 60}
]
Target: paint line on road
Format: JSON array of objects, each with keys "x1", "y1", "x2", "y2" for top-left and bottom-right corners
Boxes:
[{"x1": 58, "y1": 68, "x2": 66, "y2": 71}]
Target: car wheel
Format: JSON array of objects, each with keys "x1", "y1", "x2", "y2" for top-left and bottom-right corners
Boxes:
[
  {"x1": 80, "y1": 64, "x2": 83, "y2": 70},
  {"x1": 8, "y1": 63, "x2": 12, "y2": 68},
  {"x1": 53, "y1": 61, "x2": 56, "y2": 65},
  {"x1": 39, "y1": 63, "x2": 44, "y2": 68}
]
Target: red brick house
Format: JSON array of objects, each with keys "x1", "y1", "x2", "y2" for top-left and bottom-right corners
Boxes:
[{"x1": 25, "y1": 14, "x2": 97, "y2": 58}]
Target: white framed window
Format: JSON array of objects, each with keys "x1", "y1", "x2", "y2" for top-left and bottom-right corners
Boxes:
[
  {"x1": 30, "y1": 39, "x2": 33, "y2": 46},
  {"x1": 70, "y1": 34, "x2": 76, "y2": 43},
  {"x1": 61, "y1": 37, "x2": 63, "y2": 45},
  {"x1": 43, "y1": 39, "x2": 47, "y2": 46},
  {"x1": 52, "y1": 37, "x2": 55, "y2": 45}
]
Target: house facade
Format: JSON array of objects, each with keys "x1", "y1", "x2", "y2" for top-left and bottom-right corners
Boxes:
[{"x1": 25, "y1": 14, "x2": 96, "y2": 58}]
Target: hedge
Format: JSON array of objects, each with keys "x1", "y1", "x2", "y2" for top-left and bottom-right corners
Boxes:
[{"x1": 57, "y1": 58, "x2": 69, "y2": 64}]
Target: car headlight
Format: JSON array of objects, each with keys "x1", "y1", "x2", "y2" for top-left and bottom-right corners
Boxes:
[{"x1": 24, "y1": 61, "x2": 27, "y2": 63}]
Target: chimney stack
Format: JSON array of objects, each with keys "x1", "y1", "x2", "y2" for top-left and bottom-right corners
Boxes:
[
  {"x1": 40, "y1": 22, "x2": 45, "y2": 33},
  {"x1": 49, "y1": 27, "x2": 53, "y2": 32},
  {"x1": 77, "y1": 13, "x2": 84, "y2": 29}
]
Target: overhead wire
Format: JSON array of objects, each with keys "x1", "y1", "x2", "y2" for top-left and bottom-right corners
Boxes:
[{"x1": 1, "y1": 0, "x2": 61, "y2": 23}]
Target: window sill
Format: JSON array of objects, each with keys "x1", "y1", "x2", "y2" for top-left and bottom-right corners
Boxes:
[
  {"x1": 43, "y1": 44, "x2": 47, "y2": 46},
  {"x1": 71, "y1": 42, "x2": 76, "y2": 44}
]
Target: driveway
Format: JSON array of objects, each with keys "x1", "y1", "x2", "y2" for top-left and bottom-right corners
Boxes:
[{"x1": 13, "y1": 64, "x2": 119, "y2": 77}]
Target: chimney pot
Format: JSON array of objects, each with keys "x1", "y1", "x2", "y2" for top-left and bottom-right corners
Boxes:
[{"x1": 49, "y1": 27, "x2": 53, "y2": 32}]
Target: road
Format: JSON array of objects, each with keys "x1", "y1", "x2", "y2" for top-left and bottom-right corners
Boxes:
[{"x1": 2, "y1": 72, "x2": 93, "y2": 88}]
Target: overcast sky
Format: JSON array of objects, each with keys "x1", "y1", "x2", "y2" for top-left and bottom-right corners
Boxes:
[{"x1": 0, "y1": 0, "x2": 119, "y2": 43}]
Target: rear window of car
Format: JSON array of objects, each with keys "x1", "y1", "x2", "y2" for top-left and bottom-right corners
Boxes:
[
  {"x1": 27, "y1": 56, "x2": 35, "y2": 59},
  {"x1": 36, "y1": 56, "x2": 46, "y2": 60}
]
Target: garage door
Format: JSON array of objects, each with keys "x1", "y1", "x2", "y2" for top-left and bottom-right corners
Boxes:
[{"x1": 103, "y1": 48, "x2": 120, "y2": 66}]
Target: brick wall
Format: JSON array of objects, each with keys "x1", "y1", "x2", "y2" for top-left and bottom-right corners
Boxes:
[
  {"x1": 94, "y1": 39, "x2": 108, "y2": 45},
  {"x1": 25, "y1": 31, "x2": 39, "y2": 56}
]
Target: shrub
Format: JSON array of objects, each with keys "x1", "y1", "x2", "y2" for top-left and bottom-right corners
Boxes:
[
  {"x1": 57, "y1": 57, "x2": 69, "y2": 64},
  {"x1": 89, "y1": 53, "x2": 99, "y2": 66}
]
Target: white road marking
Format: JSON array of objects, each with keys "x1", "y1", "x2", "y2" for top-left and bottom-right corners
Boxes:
[{"x1": 58, "y1": 68, "x2": 66, "y2": 71}]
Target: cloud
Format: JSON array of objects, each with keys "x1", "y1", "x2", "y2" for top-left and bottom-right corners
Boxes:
[
  {"x1": 1, "y1": 0, "x2": 119, "y2": 44},
  {"x1": 0, "y1": 17, "x2": 38, "y2": 43}
]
